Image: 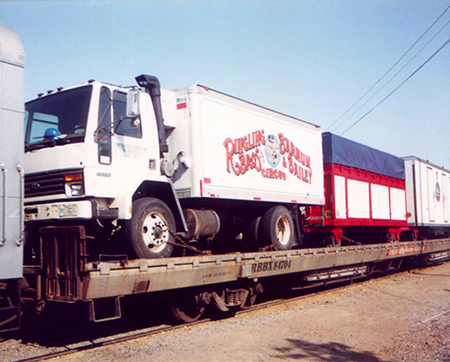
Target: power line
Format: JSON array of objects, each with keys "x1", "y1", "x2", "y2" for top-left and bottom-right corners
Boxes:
[
  {"x1": 340, "y1": 35, "x2": 450, "y2": 136},
  {"x1": 333, "y1": 17, "x2": 450, "y2": 133},
  {"x1": 326, "y1": 4, "x2": 450, "y2": 132}
]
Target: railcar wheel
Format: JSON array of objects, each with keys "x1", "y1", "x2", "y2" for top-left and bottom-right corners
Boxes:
[
  {"x1": 259, "y1": 206, "x2": 295, "y2": 250},
  {"x1": 326, "y1": 235, "x2": 340, "y2": 247},
  {"x1": 382, "y1": 232, "x2": 394, "y2": 243},
  {"x1": 125, "y1": 198, "x2": 175, "y2": 259},
  {"x1": 240, "y1": 286, "x2": 260, "y2": 310},
  {"x1": 170, "y1": 293, "x2": 205, "y2": 323}
]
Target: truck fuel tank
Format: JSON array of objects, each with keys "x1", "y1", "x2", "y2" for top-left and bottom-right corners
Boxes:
[{"x1": 184, "y1": 209, "x2": 221, "y2": 239}]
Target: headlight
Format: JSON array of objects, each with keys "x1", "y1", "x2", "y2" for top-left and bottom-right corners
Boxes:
[
  {"x1": 64, "y1": 173, "x2": 84, "y2": 197},
  {"x1": 69, "y1": 183, "x2": 84, "y2": 196}
]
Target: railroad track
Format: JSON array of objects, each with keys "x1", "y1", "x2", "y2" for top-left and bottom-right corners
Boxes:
[{"x1": 12, "y1": 262, "x2": 445, "y2": 362}]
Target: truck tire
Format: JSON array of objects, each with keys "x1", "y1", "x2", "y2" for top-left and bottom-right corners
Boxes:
[
  {"x1": 245, "y1": 216, "x2": 261, "y2": 245},
  {"x1": 125, "y1": 198, "x2": 175, "y2": 259},
  {"x1": 258, "y1": 206, "x2": 295, "y2": 250}
]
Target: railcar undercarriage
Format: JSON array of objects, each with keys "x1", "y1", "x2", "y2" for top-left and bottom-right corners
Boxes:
[{"x1": 17, "y1": 225, "x2": 450, "y2": 326}]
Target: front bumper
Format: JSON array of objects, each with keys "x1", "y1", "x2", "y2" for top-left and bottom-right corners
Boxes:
[{"x1": 24, "y1": 200, "x2": 118, "y2": 222}]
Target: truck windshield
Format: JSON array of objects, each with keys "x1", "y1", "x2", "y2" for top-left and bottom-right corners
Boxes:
[{"x1": 25, "y1": 86, "x2": 93, "y2": 151}]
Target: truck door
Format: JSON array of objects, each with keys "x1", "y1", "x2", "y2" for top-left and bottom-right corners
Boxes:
[
  {"x1": 110, "y1": 90, "x2": 149, "y2": 194},
  {"x1": 93, "y1": 86, "x2": 149, "y2": 204}
]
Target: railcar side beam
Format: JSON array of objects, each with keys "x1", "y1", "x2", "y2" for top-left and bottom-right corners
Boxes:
[{"x1": 82, "y1": 239, "x2": 450, "y2": 300}]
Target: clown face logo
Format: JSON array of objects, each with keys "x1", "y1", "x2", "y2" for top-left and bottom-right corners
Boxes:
[
  {"x1": 436, "y1": 182, "x2": 441, "y2": 202},
  {"x1": 265, "y1": 134, "x2": 280, "y2": 168}
]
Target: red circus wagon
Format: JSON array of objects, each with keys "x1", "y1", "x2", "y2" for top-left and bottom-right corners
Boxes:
[{"x1": 303, "y1": 132, "x2": 410, "y2": 246}]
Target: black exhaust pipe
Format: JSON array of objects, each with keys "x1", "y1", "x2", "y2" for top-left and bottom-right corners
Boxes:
[{"x1": 135, "y1": 74, "x2": 169, "y2": 154}]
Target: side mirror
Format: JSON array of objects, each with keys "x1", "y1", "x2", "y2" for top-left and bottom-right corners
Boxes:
[{"x1": 126, "y1": 88, "x2": 140, "y2": 118}]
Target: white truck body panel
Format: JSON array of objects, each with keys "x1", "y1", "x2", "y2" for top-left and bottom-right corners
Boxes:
[
  {"x1": 404, "y1": 156, "x2": 450, "y2": 228},
  {"x1": 0, "y1": 24, "x2": 24, "y2": 279},
  {"x1": 347, "y1": 179, "x2": 370, "y2": 219},
  {"x1": 338, "y1": 177, "x2": 406, "y2": 222},
  {"x1": 334, "y1": 176, "x2": 346, "y2": 219},
  {"x1": 168, "y1": 85, "x2": 324, "y2": 206},
  {"x1": 390, "y1": 188, "x2": 407, "y2": 221},
  {"x1": 371, "y1": 184, "x2": 390, "y2": 219}
]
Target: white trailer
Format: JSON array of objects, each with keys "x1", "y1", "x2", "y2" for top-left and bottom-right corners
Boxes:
[
  {"x1": 168, "y1": 85, "x2": 324, "y2": 206},
  {"x1": 404, "y1": 156, "x2": 450, "y2": 236},
  {"x1": 0, "y1": 24, "x2": 25, "y2": 332}
]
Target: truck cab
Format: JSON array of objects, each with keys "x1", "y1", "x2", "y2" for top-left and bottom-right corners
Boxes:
[{"x1": 24, "y1": 78, "x2": 185, "y2": 260}]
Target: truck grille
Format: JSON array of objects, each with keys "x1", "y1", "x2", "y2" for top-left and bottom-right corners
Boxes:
[{"x1": 25, "y1": 169, "x2": 82, "y2": 198}]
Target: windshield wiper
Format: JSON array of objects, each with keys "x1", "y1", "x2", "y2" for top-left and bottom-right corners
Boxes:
[
  {"x1": 53, "y1": 138, "x2": 69, "y2": 145},
  {"x1": 25, "y1": 137, "x2": 70, "y2": 152},
  {"x1": 25, "y1": 143, "x2": 44, "y2": 152}
]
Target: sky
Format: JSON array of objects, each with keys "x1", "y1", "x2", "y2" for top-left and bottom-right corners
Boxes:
[{"x1": 1, "y1": 1, "x2": 449, "y2": 169}]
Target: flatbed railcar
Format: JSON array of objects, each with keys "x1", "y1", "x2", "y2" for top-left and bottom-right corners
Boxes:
[
  {"x1": 0, "y1": 24, "x2": 25, "y2": 333},
  {"x1": 22, "y1": 225, "x2": 450, "y2": 323}
]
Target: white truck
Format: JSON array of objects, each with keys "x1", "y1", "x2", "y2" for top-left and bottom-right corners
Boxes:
[{"x1": 24, "y1": 75, "x2": 324, "y2": 259}]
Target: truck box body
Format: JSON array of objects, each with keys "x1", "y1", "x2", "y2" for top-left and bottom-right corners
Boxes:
[
  {"x1": 167, "y1": 85, "x2": 325, "y2": 206},
  {"x1": 307, "y1": 133, "x2": 407, "y2": 229},
  {"x1": 404, "y1": 156, "x2": 450, "y2": 230},
  {"x1": 0, "y1": 24, "x2": 25, "y2": 279}
]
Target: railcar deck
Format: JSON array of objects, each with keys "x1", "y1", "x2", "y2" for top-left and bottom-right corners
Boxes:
[{"x1": 81, "y1": 238, "x2": 450, "y2": 300}]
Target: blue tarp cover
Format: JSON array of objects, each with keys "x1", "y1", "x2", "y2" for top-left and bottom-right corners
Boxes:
[{"x1": 322, "y1": 132, "x2": 405, "y2": 180}]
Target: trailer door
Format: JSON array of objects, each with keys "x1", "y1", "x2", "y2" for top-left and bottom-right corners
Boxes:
[
  {"x1": 427, "y1": 167, "x2": 435, "y2": 222},
  {"x1": 443, "y1": 173, "x2": 449, "y2": 222}
]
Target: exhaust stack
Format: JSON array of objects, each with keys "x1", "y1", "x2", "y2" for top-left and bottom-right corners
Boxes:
[{"x1": 135, "y1": 74, "x2": 168, "y2": 154}]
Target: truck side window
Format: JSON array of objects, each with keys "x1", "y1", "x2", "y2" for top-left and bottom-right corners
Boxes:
[
  {"x1": 113, "y1": 91, "x2": 142, "y2": 138},
  {"x1": 98, "y1": 87, "x2": 112, "y2": 164}
]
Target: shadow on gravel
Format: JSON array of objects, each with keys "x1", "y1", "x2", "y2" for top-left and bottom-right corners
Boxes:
[{"x1": 272, "y1": 338, "x2": 392, "y2": 362}]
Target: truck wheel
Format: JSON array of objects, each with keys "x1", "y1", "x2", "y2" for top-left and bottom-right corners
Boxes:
[
  {"x1": 245, "y1": 216, "x2": 261, "y2": 250},
  {"x1": 259, "y1": 206, "x2": 295, "y2": 250},
  {"x1": 126, "y1": 198, "x2": 175, "y2": 259}
]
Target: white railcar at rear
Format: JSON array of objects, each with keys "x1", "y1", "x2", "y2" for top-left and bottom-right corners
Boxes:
[
  {"x1": 404, "y1": 156, "x2": 450, "y2": 238},
  {"x1": 0, "y1": 23, "x2": 25, "y2": 333}
]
